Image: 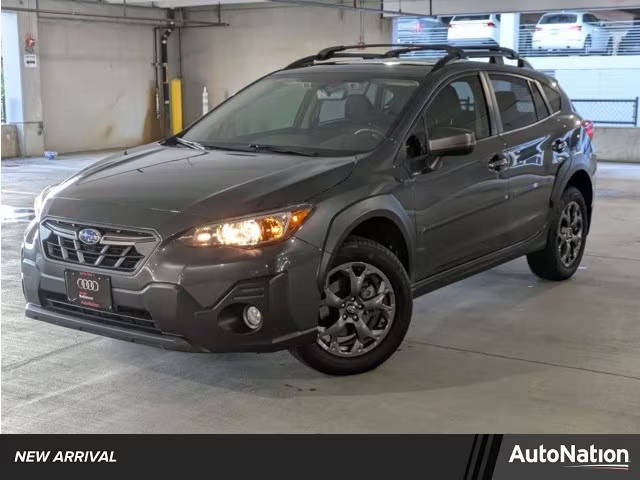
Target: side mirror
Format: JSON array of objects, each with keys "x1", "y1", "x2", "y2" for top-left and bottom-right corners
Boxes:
[{"x1": 428, "y1": 127, "x2": 476, "y2": 157}]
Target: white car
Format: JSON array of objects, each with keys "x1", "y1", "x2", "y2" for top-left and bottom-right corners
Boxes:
[
  {"x1": 532, "y1": 11, "x2": 613, "y2": 54},
  {"x1": 447, "y1": 14, "x2": 501, "y2": 46}
]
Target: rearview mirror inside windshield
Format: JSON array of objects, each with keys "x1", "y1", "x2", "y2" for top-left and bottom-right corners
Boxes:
[{"x1": 317, "y1": 88, "x2": 346, "y2": 100}]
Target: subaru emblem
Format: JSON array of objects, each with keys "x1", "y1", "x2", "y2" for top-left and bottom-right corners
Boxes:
[{"x1": 78, "y1": 228, "x2": 102, "y2": 245}]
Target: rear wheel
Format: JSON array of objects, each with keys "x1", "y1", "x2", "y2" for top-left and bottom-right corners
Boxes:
[
  {"x1": 527, "y1": 187, "x2": 588, "y2": 281},
  {"x1": 605, "y1": 38, "x2": 614, "y2": 55},
  {"x1": 290, "y1": 236, "x2": 412, "y2": 375},
  {"x1": 581, "y1": 36, "x2": 592, "y2": 55}
]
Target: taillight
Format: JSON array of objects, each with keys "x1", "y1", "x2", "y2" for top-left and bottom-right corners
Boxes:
[
  {"x1": 535, "y1": 26, "x2": 543, "y2": 31},
  {"x1": 570, "y1": 25, "x2": 583, "y2": 31},
  {"x1": 415, "y1": 22, "x2": 423, "y2": 33},
  {"x1": 448, "y1": 24, "x2": 455, "y2": 28},
  {"x1": 485, "y1": 22, "x2": 496, "y2": 27},
  {"x1": 582, "y1": 120, "x2": 594, "y2": 139}
]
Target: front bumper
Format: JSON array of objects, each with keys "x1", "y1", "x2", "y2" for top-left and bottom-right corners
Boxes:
[{"x1": 21, "y1": 220, "x2": 323, "y2": 353}]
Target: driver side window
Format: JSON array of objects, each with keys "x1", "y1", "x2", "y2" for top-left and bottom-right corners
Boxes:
[{"x1": 425, "y1": 75, "x2": 491, "y2": 140}]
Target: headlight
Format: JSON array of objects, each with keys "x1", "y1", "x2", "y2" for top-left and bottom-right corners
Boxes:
[
  {"x1": 182, "y1": 206, "x2": 312, "y2": 248},
  {"x1": 33, "y1": 184, "x2": 56, "y2": 220}
]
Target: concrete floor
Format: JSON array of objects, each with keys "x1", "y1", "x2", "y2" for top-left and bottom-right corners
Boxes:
[{"x1": 2, "y1": 152, "x2": 640, "y2": 433}]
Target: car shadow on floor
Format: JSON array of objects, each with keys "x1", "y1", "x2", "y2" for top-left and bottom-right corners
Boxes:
[{"x1": 125, "y1": 278, "x2": 569, "y2": 400}]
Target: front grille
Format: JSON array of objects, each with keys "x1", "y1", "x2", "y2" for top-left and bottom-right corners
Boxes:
[
  {"x1": 41, "y1": 219, "x2": 157, "y2": 273},
  {"x1": 41, "y1": 290, "x2": 160, "y2": 334}
]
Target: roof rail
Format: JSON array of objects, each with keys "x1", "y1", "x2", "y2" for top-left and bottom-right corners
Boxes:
[
  {"x1": 284, "y1": 43, "x2": 533, "y2": 71},
  {"x1": 284, "y1": 44, "x2": 463, "y2": 69}
]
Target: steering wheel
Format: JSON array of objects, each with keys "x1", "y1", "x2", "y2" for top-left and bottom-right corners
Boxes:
[{"x1": 353, "y1": 127, "x2": 385, "y2": 140}]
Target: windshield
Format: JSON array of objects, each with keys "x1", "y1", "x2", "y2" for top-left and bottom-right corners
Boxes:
[
  {"x1": 182, "y1": 72, "x2": 421, "y2": 156},
  {"x1": 540, "y1": 14, "x2": 578, "y2": 24}
]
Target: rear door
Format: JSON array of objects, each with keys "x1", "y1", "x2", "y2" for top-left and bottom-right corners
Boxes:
[
  {"x1": 487, "y1": 73, "x2": 571, "y2": 244},
  {"x1": 411, "y1": 73, "x2": 511, "y2": 278}
]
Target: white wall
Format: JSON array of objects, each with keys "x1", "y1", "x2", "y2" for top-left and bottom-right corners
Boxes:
[
  {"x1": 180, "y1": 4, "x2": 392, "y2": 123},
  {"x1": 2, "y1": 0, "x2": 170, "y2": 154},
  {"x1": 1, "y1": 12, "x2": 23, "y2": 124},
  {"x1": 38, "y1": 19, "x2": 163, "y2": 152}
]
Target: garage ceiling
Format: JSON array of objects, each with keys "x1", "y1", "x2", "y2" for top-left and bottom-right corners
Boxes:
[{"x1": 105, "y1": 0, "x2": 640, "y2": 15}]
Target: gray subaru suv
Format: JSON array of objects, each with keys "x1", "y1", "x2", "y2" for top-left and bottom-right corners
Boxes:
[{"x1": 21, "y1": 44, "x2": 595, "y2": 375}]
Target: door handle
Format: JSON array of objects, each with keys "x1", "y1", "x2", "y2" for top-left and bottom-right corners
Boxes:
[
  {"x1": 488, "y1": 154, "x2": 508, "y2": 172},
  {"x1": 552, "y1": 139, "x2": 568, "y2": 153}
]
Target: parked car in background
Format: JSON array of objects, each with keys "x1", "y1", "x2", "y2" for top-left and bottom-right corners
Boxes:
[
  {"x1": 532, "y1": 11, "x2": 613, "y2": 54},
  {"x1": 448, "y1": 14, "x2": 501, "y2": 46},
  {"x1": 618, "y1": 23, "x2": 640, "y2": 55},
  {"x1": 397, "y1": 17, "x2": 447, "y2": 44},
  {"x1": 396, "y1": 17, "x2": 448, "y2": 56}
]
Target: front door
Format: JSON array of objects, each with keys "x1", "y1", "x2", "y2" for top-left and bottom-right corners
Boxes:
[{"x1": 410, "y1": 74, "x2": 511, "y2": 279}]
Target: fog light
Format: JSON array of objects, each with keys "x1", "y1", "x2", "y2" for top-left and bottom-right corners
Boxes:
[{"x1": 243, "y1": 305, "x2": 263, "y2": 330}]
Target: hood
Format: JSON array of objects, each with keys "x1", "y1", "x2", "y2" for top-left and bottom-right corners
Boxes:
[{"x1": 44, "y1": 143, "x2": 355, "y2": 236}]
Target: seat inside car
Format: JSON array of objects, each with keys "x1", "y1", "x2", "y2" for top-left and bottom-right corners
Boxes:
[
  {"x1": 494, "y1": 90, "x2": 519, "y2": 130},
  {"x1": 426, "y1": 85, "x2": 476, "y2": 133},
  {"x1": 345, "y1": 94, "x2": 381, "y2": 123}
]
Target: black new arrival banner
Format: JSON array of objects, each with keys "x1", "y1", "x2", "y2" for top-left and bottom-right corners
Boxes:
[{"x1": 0, "y1": 434, "x2": 638, "y2": 478}]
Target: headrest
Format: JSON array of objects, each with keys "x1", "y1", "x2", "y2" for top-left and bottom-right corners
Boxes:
[
  {"x1": 495, "y1": 91, "x2": 517, "y2": 110},
  {"x1": 345, "y1": 95, "x2": 377, "y2": 122}
]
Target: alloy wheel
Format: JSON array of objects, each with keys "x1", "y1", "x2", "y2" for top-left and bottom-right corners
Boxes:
[
  {"x1": 556, "y1": 201, "x2": 584, "y2": 267},
  {"x1": 317, "y1": 261, "x2": 396, "y2": 357}
]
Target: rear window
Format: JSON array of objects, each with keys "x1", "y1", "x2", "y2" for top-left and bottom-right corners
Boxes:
[
  {"x1": 452, "y1": 15, "x2": 490, "y2": 22},
  {"x1": 531, "y1": 83, "x2": 549, "y2": 120},
  {"x1": 539, "y1": 14, "x2": 578, "y2": 24},
  {"x1": 542, "y1": 84, "x2": 562, "y2": 113}
]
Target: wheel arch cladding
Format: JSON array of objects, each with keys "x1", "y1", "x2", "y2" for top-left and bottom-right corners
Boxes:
[
  {"x1": 317, "y1": 195, "x2": 415, "y2": 289},
  {"x1": 566, "y1": 169, "x2": 593, "y2": 230}
]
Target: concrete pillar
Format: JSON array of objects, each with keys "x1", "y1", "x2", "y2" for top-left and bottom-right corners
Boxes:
[
  {"x1": 1, "y1": 12, "x2": 23, "y2": 127},
  {"x1": 16, "y1": 11, "x2": 45, "y2": 156},
  {"x1": 499, "y1": 13, "x2": 520, "y2": 51}
]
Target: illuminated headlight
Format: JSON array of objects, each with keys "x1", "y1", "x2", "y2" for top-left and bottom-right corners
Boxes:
[{"x1": 182, "y1": 206, "x2": 312, "y2": 248}]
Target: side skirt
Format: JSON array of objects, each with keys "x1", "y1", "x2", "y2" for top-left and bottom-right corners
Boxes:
[{"x1": 411, "y1": 232, "x2": 547, "y2": 299}]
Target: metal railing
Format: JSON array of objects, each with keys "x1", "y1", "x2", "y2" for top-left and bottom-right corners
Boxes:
[
  {"x1": 393, "y1": 19, "x2": 640, "y2": 58},
  {"x1": 571, "y1": 97, "x2": 639, "y2": 126},
  {"x1": 520, "y1": 20, "x2": 640, "y2": 57}
]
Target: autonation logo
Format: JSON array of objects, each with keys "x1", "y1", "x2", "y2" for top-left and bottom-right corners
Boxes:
[{"x1": 509, "y1": 444, "x2": 630, "y2": 471}]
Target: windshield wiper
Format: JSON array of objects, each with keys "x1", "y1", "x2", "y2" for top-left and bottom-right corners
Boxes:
[
  {"x1": 247, "y1": 144, "x2": 319, "y2": 157},
  {"x1": 174, "y1": 137, "x2": 205, "y2": 150}
]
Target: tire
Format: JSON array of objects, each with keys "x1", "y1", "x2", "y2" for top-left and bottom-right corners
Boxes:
[
  {"x1": 605, "y1": 38, "x2": 614, "y2": 56},
  {"x1": 290, "y1": 236, "x2": 412, "y2": 375},
  {"x1": 581, "y1": 36, "x2": 592, "y2": 55},
  {"x1": 527, "y1": 186, "x2": 588, "y2": 281}
]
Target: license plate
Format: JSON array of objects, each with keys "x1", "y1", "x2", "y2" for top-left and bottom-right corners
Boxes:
[{"x1": 65, "y1": 270, "x2": 113, "y2": 311}]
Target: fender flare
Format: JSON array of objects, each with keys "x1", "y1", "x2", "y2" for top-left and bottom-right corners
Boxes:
[
  {"x1": 549, "y1": 163, "x2": 594, "y2": 233},
  {"x1": 316, "y1": 194, "x2": 415, "y2": 290}
]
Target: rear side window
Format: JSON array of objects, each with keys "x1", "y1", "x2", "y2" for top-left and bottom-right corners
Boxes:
[
  {"x1": 583, "y1": 14, "x2": 599, "y2": 24},
  {"x1": 539, "y1": 14, "x2": 578, "y2": 24},
  {"x1": 425, "y1": 75, "x2": 491, "y2": 139},
  {"x1": 490, "y1": 75, "x2": 538, "y2": 131},
  {"x1": 542, "y1": 84, "x2": 562, "y2": 113},
  {"x1": 530, "y1": 83, "x2": 549, "y2": 120},
  {"x1": 452, "y1": 15, "x2": 490, "y2": 21}
]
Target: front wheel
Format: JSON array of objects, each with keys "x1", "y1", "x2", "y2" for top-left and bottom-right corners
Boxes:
[
  {"x1": 527, "y1": 186, "x2": 588, "y2": 281},
  {"x1": 290, "y1": 236, "x2": 412, "y2": 375}
]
